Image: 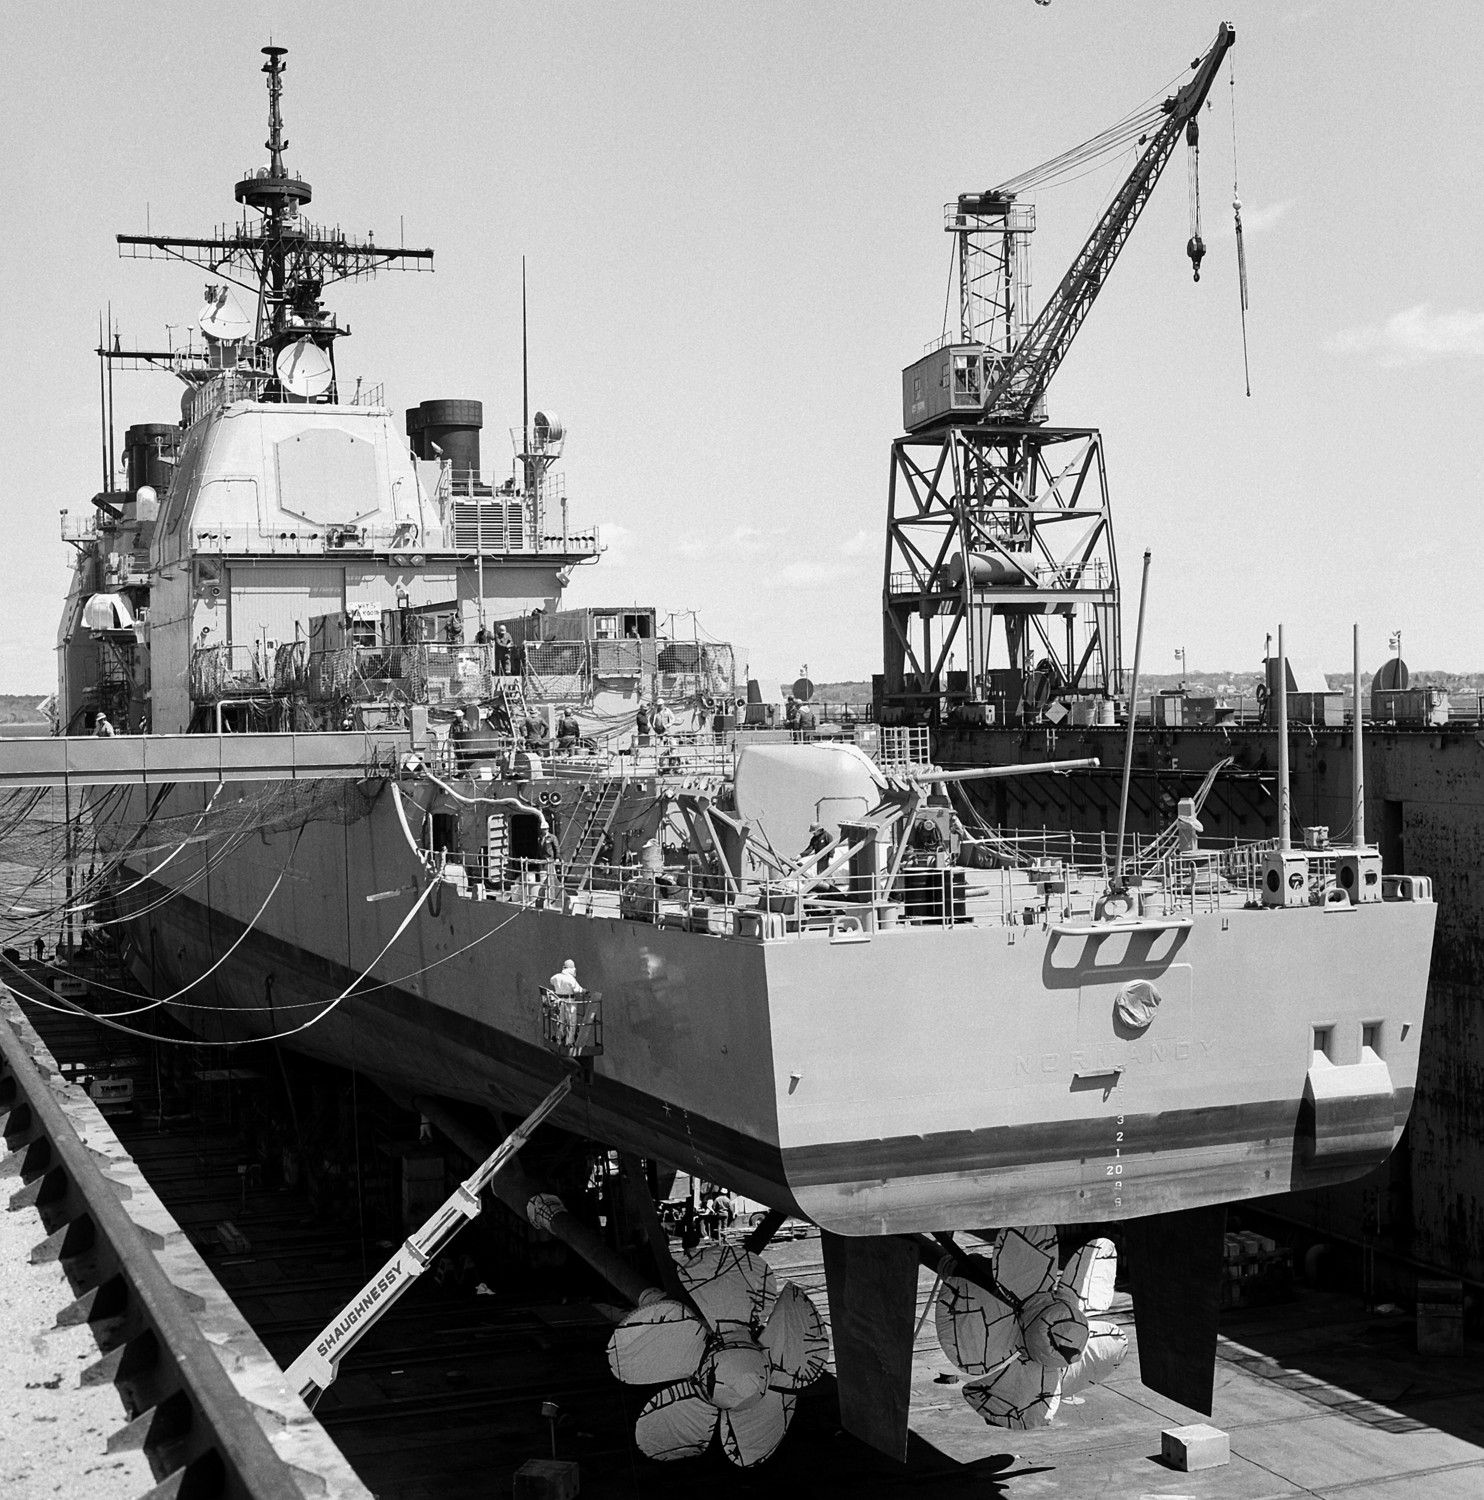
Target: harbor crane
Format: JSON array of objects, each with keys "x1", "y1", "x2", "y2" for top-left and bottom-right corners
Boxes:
[
  {"x1": 979, "y1": 21, "x2": 1235, "y2": 423},
  {"x1": 883, "y1": 22, "x2": 1236, "y2": 724}
]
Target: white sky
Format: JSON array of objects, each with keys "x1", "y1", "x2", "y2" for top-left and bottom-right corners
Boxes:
[{"x1": 3, "y1": 0, "x2": 1480, "y2": 693}]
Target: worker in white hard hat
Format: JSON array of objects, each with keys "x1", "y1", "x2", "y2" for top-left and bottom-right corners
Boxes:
[
  {"x1": 549, "y1": 958, "x2": 582, "y2": 997},
  {"x1": 94, "y1": 714, "x2": 115, "y2": 737},
  {"x1": 548, "y1": 958, "x2": 585, "y2": 1051}
]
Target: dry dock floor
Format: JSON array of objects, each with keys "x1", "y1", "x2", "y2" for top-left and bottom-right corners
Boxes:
[{"x1": 4, "y1": 974, "x2": 1480, "y2": 1498}]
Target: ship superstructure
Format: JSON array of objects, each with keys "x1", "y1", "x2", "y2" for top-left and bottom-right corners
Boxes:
[{"x1": 38, "y1": 34, "x2": 1441, "y2": 1469}]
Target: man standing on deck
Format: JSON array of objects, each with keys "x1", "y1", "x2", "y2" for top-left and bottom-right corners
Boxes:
[{"x1": 495, "y1": 624, "x2": 514, "y2": 676}]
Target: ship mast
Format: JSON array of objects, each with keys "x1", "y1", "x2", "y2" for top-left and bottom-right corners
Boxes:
[
  {"x1": 107, "y1": 44, "x2": 434, "y2": 405},
  {"x1": 237, "y1": 44, "x2": 309, "y2": 349}
]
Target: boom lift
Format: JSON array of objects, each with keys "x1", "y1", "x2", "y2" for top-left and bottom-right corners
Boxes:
[
  {"x1": 284, "y1": 1075, "x2": 572, "y2": 1403},
  {"x1": 883, "y1": 23, "x2": 1235, "y2": 724}
]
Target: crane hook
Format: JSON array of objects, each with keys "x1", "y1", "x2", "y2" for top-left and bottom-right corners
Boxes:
[
  {"x1": 1185, "y1": 117, "x2": 1204, "y2": 281},
  {"x1": 1186, "y1": 234, "x2": 1206, "y2": 282}
]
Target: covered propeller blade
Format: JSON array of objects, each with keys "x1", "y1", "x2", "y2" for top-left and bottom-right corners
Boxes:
[
  {"x1": 607, "y1": 1297, "x2": 709, "y2": 1384},
  {"x1": 680, "y1": 1243, "x2": 778, "y2": 1328},
  {"x1": 994, "y1": 1226, "x2": 1059, "y2": 1303},
  {"x1": 761, "y1": 1281, "x2": 829, "y2": 1391},
  {"x1": 1064, "y1": 1237, "x2": 1118, "y2": 1313},
  {"x1": 719, "y1": 1388, "x2": 795, "y2": 1467},
  {"x1": 962, "y1": 1352, "x2": 1062, "y2": 1429},
  {"x1": 1060, "y1": 1318, "x2": 1129, "y2": 1396},
  {"x1": 635, "y1": 1380, "x2": 718, "y2": 1461},
  {"x1": 935, "y1": 1273, "x2": 1021, "y2": 1374}
]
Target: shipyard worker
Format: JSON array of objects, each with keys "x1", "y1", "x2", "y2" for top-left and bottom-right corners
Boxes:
[
  {"x1": 444, "y1": 614, "x2": 464, "y2": 644},
  {"x1": 801, "y1": 823, "x2": 833, "y2": 880},
  {"x1": 650, "y1": 700, "x2": 673, "y2": 738},
  {"x1": 449, "y1": 712, "x2": 473, "y2": 770},
  {"x1": 680, "y1": 1203, "x2": 702, "y2": 1253},
  {"x1": 796, "y1": 702, "x2": 817, "y2": 734},
  {"x1": 495, "y1": 624, "x2": 514, "y2": 676},
  {"x1": 550, "y1": 959, "x2": 582, "y2": 997},
  {"x1": 474, "y1": 625, "x2": 491, "y2": 645},
  {"x1": 523, "y1": 711, "x2": 550, "y2": 748},
  {"x1": 94, "y1": 713, "x2": 115, "y2": 737},
  {"x1": 635, "y1": 702, "x2": 651, "y2": 746},
  {"x1": 556, "y1": 711, "x2": 581, "y2": 751}
]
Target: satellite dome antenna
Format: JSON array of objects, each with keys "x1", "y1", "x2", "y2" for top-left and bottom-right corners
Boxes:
[
  {"x1": 276, "y1": 338, "x2": 334, "y2": 399},
  {"x1": 198, "y1": 285, "x2": 251, "y2": 344}
]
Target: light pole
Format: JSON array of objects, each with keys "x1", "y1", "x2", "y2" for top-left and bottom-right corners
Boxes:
[{"x1": 1175, "y1": 647, "x2": 1187, "y2": 686}]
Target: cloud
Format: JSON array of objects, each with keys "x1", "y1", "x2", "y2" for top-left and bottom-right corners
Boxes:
[
  {"x1": 728, "y1": 526, "x2": 776, "y2": 556},
  {"x1": 772, "y1": 559, "x2": 861, "y2": 587},
  {"x1": 1212, "y1": 198, "x2": 1291, "y2": 242},
  {"x1": 838, "y1": 529, "x2": 878, "y2": 558},
  {"x1": 1327, "y1": 304, "x2": 1484, "y2": 366},
  {"x1": 1238, "y1": 199, "x2": 1291, "y2": 237},
  {"x1": 597, "y1": 521, "x2": 632, "y2": 566}
]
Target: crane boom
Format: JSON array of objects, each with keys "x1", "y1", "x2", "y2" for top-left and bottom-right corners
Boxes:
[
  {"x1": 981, "y1": 21, "x2": 1235, "y2": 423},
  {"x1": 284, "y1": 1074, "x2": 572, "y2": 1402}
]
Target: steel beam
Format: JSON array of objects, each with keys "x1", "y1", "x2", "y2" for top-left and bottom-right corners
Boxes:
[{"x1": 0, "y1": 731, "x2": 411, "y2": 790}]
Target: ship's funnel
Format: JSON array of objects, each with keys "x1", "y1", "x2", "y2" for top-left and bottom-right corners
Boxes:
[
  {"x1": 124, "y1": 423, "x2": 179, "y2": 496},
  {"x1": 407, "y1": 398, "x2": 483, "y2": 480}
]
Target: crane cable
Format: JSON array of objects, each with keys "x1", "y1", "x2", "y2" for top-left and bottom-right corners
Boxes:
[
  {"x1": 1186, "y1": 117, "x2": 1205, "y2": 281},
  {"x1": 1230, "y1": 64, "x2": 1252, "y2": 396}
]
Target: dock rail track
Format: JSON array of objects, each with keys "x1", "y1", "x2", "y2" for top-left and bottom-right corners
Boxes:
[{"x1": 0, "y1": 985, "x2": 371, "y2": 1500}]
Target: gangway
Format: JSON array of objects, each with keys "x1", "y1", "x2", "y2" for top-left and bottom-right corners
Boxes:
[{"x1": 0, "y1": 728, "x2": 415, "y2": 789}]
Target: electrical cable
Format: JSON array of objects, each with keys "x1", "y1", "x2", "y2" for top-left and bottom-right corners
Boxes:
[
  {"x1": 14, "y1": 824, "x2": 307, "y2": 1010},
  {"x1": 22, "y1": 875, "x2": 439, "y2": 1047}
]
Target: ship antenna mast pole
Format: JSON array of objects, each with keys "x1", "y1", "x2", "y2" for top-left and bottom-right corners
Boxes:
[
  {"x1": 261, "y1": 46, "x2": 290, "y2": 336},
  {"x1": 1353, "y1": 623, "x2": 1365, "y2": 849},
  {"x1": 1277, "y1": 623, "x2": 1291, "y2": 851},
  {"x1": 1112, "y1": 548, "x2": 1151, "y2": 892},
  {"x1": 96, "y1": 314, "x2": 108, "y2": 490},
  {"x1": 521, "y1": 257, "x2": 530, "y2": 508}
]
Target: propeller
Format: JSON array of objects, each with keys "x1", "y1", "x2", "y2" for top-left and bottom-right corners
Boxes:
[
  {"x1": 607, "y1": 1244, "x2": 828, "y2": 1467},
  {"x1": 936, "y1": 1228, "x2": 1128, "y2": 1429}
]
